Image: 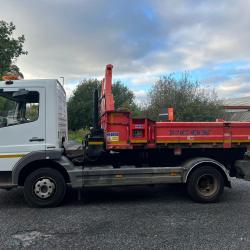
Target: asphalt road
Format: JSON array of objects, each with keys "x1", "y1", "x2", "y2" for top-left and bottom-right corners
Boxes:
[{"x1": 0, "y1": 179, "x2": 250, "y2": 250}]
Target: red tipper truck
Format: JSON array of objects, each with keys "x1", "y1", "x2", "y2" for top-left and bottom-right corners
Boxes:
[{"x1": 0, "y1": 64, "x2": 249, "y2": 207}]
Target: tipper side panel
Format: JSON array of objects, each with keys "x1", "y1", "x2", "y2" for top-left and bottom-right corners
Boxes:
[
  {"x1": 230, "y1": 122, "x2": 250, "y2": 144},
  {"x1": 155, "y1": 122, "x2": 225, "y2": 145}
]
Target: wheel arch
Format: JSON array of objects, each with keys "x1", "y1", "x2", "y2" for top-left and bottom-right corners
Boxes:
[
  {"x1": 183, "y1": 157, "x2": 231, "y2": 187},
  {"x1": 12, "y1": 150, "x2": 71, "y2": 186},
  {"x1": 17, "y1": 159, "x2": 70, "y2": 186}
]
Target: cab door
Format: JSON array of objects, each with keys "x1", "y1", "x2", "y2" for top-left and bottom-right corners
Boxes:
[{"x1": 0, "y1": 87, "x2": 46, "y2": 171}]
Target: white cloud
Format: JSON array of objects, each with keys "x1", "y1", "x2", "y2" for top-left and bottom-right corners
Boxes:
[
  {"x1": 133, "y1": 89, "x2": 147, "y2": 104},
  {"x1": 64, "y1": 83, "x2": 76, "y2": 100},
  {"x1": 1, "y1": 0, "x2": 250, "y2": 98},
  {"x1": 133, "y1": 89, "x2": 147, "y2": 98},
  {"x1": 216, "y1": 76, "x2": 250, "y2": 98}
]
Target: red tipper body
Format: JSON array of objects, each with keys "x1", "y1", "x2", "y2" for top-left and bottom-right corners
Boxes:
[{"x1": 100, "y1": 65, "x2": 250, "y2": 151}]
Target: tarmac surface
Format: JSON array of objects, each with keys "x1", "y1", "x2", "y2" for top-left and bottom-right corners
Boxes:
[{"x1": 0, "y1": 178, "x2": 250, "y2": 249}]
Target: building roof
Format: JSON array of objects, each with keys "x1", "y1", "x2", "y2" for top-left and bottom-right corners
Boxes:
[
  {"x1": 223, "y1": 96, "x2": 250, "y2": 106},
  {"x1": 223, "y1": 96, "x2": 250, "y2": 121}
]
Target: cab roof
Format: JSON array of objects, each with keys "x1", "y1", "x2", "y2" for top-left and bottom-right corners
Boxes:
[{"x1": 0, "y1": 79, "x2": 65, "y2": 95}]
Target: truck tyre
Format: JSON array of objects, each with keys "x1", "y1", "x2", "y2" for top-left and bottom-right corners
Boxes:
[
  {"x1": 187, "y1": 166, "x2": 224, "y2": 203},
  {"x1": 23, "y1": 168, "x2": 66, "y2": 208}
]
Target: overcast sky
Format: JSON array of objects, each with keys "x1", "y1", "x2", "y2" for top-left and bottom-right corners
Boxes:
[{"x1": 2, "y1": 0, "x2": 250, "y2": 101}]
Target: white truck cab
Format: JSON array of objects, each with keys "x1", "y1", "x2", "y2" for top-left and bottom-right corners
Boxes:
[
  {"x1": 0, "y1": 79, "x2": 82, "y2": 207},
  {"x1": 0, "y1": 79, "x2": 67, "y2": 168}
]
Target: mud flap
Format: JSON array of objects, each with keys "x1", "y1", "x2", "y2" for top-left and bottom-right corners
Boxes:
[{"x1": 235, "y1": 160, "x2": 250, "y2": 181}]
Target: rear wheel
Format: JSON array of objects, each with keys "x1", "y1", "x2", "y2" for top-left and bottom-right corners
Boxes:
[
  {"x1": 23, "y1": 168, "x2": 66, "y2": 208},
  {"x1": 187, "y1": 166, "x2": 224, "y2": 203}
]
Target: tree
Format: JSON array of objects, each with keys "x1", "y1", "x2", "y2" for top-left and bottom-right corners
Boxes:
[
  {"x1": 2, "y1": 64, "x2": 24, "y2": 80},
  {"x1": 0, "y1": 20, "x2": 27, "y2": 80},
  {"x1": 68, "y1": 79, "x2": 137, "y2": 130},
  {"x1": 144, "y1": 74, "x2": 223, "y2": 122},
  {"x1": 112, "y1": 81, "x2": 137, "y2": 111},
  {"x1": 68, "y1": 79, "x2": 100, "y2": 131}
]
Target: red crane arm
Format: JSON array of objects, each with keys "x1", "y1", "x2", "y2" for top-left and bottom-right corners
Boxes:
[{"x1": 100, "y1": 64, "x2": 115, "y2": 116}]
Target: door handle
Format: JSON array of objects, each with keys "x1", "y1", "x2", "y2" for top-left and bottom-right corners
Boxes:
[{"x1": 29, "y1": 137, "x2": 45, "y2": 142}]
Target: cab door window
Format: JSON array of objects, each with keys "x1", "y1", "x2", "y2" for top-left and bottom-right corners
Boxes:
[{"x1": 0, "y1": 89, "x2": 39, "y2": 128}]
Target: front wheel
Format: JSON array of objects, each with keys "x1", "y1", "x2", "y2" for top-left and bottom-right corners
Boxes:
[
  {"x1": 24, "y1": 168, "x2": 66, "y2": 208},
  {"x1": 187, "y1": 166, "x2": 224, "y2": 203}
]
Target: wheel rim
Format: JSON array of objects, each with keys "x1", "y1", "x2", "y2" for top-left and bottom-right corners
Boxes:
[
  {"x1": 196, "y1": 174, "x2": 218, "y2": 197},
  {"x1": 33, "y1": 177, "x2": 56, "y2": 199}
]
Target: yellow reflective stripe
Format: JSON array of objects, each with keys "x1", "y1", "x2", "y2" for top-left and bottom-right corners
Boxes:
[
  {"x1": 88, "y1": 141, "x2": 104, "y2": 145},
  {"x1": 0, "y1": 154, "x2": 26, "y2": 158},
  {"x1": 232, "y1": 140, "x2": 250, "y2": 143},
  {"x1": 130, "y1": 140, "x2": 147, "y2": 143}
]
